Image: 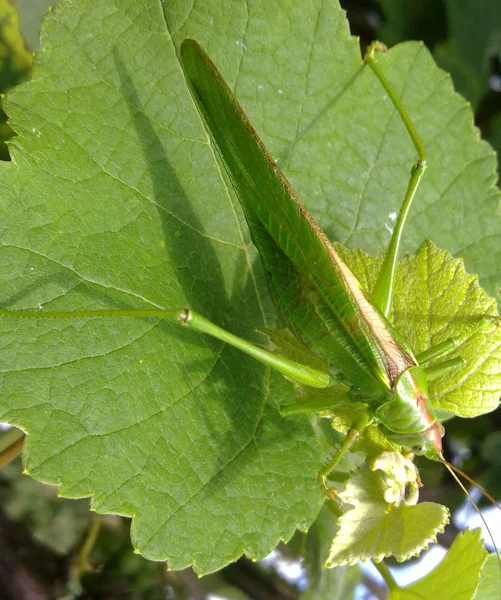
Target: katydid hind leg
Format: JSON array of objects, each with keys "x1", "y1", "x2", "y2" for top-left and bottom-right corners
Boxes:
[
  {"x1": 0, "y1": 306, "x2": 331, "y2": 389},
  {"x1": 364, "y1": 43, "x2": 427, "y2": 318}
]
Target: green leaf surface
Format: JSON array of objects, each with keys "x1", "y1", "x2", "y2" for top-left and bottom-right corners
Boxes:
[
  {"x1": 338, "y1": 241, "x2": 501, "y2": 417},
  {"x1": 325, "y1": 467, "x2": 449, "y2": 566},
  {"x1": 434, "y1": 0, "x2": 501, "y2": 108},
  {"x1": 0, "y1": 0, "x2": 336, "y2": 574},
  {"x1": 388, "y1": 529, "x2": 487, "y2": 600},
  {"x1": 0, "y1": 0, "x2": 499, "y2": 574},
  {"x1": 476, "y1": 552, "x2": 501, "y2": 600}
]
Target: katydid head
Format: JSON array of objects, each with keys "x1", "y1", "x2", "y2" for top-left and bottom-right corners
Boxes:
[
  {"x1": 413, "y1": 421, "x2": 444, "y2": 459},
  {"x1": 378, "y1": 364, "x2": 445, "y2": 458},
  {"x1": 382, "y1": 420, "x2": 443, "y2": 458}
]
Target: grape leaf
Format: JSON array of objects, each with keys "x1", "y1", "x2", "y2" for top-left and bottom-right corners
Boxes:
[
  {"x1": 325, "y1": 467, "x2": 449, "y2": 567},
  {"x1": 0, "y1": 0, "x2": 337, "y2": 574},
  {"x1": 338, "y1": 241, "x2": 501, "y2": 418},
  {"x1": 389, "y1": 529, "x2": 487, "y2": 600},
  {"x1": 0, "y1": 0, "x2": 499, "y2": 574}
]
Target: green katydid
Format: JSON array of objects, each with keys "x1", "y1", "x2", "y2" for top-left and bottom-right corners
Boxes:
[
  {"x1": 0, "y1": 37, "x2": 500, "y2": 560},
  {"x1": 176, "y1": 40, "x2": 500, "y2": 503}
]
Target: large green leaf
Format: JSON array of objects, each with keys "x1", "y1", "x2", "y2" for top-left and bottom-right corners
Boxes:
[
  {"x1": 0, "y1": 0, "x2": 499, "y2": 574},
  {"x1": 0, "y1": 0, "x2": 332, "y2": 573}
]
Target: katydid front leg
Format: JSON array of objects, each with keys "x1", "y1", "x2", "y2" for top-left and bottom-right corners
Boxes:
[
  {"x1": 318, "y1": 412, "x2": 372, "y2": 497},
  {"x1": 416, "y1": 318, "x2": 495, "y2": 374}
]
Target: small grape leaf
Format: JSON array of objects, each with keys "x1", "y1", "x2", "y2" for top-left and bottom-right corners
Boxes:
[
  {"x1": 337, "y1": 240, "x2": 501, "y2": 418},
  {"x1": 388, "y1": 529, "x2": 488, "y2": 600},
  {"x1": 325, "y1": 467, "x2": 449, "y2": 567}
]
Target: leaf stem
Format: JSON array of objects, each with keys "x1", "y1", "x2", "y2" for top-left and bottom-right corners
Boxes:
[
  {"x1": 373, "y1": 559, "x2": 398, "y2": 591},
  {"x1": 68, "y1": 512, "x2": 101, "y2": 592}
]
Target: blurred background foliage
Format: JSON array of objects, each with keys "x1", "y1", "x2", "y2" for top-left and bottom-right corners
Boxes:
[{"x1": 0, "y1": 1, "x2": 500, "y2": 598}]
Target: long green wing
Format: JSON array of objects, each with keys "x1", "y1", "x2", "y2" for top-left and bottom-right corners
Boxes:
[{"x1": 180, "y1": 40, "x2": 415, "y2": 397}]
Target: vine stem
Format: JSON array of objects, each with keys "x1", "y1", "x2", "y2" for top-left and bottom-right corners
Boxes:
[
  {"x1": 0, "y1": 428, "x2": 25, "y2": 468},
  {"x1": 70, "y1": 512, "x2": 101, "y2": 583}
]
